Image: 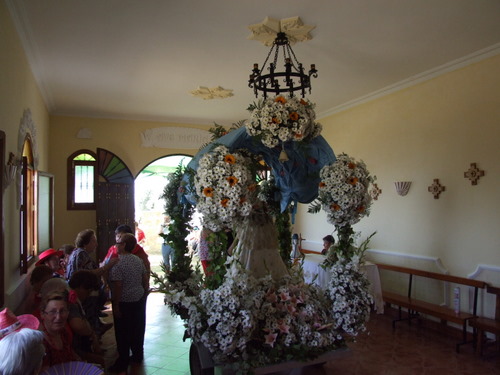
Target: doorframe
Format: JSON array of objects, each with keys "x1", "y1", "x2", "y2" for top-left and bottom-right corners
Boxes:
[{"x1": 0, "y1": 131, "x2": 5, "y2": 306}]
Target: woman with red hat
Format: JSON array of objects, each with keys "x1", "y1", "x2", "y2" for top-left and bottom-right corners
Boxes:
[
  {"x1": 0, "y1": 308, "x2": 44, "y2": 374},
  {"x1": 36, "y1": 248, "x2": 65, "y2": 277}
]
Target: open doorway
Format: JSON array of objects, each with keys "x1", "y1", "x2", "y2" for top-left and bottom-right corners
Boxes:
[{"x1": 134, "y1": 155, "x2": 192, "y2": 275}]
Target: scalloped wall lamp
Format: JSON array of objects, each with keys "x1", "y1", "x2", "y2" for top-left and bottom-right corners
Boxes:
[{"x1": 394, "y1": 181, "x2": 412, "y2": 196}]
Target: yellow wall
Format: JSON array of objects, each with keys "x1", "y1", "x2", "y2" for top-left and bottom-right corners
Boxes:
[
  {"x1": 0, "y1": 2, "x2": 50, "y2": 309},
  {"x1": 3, "y1": 0, "x2": 500, "y2": 312},
  {"x1": 295, "y1": 55, "x2": 500, "y2": 277},
  {"x1": 48, "y1": 116, "x2": 205, "y2": 247}
]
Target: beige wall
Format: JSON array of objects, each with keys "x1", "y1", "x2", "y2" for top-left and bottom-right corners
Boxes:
[
  {"x1": 3, "y1": 0, "x2": 500, "y2": 313},
  {"x1": 48, "y1": 116, "x2": 205, "y2": 248},
  {"x1": 295, "y1": 55, "x2": 500, "y2": 277},
  {"x1": 1, "y1": 2, "x2": 50, "y2": 309}
]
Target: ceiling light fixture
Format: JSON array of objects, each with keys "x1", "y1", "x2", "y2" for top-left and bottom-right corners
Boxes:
[{"x1": 248, "y1": 31, "x2": 318, "y2": 99}]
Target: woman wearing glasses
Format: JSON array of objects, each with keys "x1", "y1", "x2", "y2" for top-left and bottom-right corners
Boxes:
[{"x1": 39, "y1": 290, "x2": 79, "y2": 367}]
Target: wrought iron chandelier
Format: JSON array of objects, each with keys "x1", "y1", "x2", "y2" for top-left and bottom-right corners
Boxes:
[{"x1": 248, "y1": 32, "x2": 318, "y2": 99}]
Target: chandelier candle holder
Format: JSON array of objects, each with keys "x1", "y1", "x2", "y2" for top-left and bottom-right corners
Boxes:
[
  {"x1": 394, "y1": 181, "x2": 412, "y2": 196},
  {"x1": 249, "y1": 32, "x2": 317, "y2": 99}
]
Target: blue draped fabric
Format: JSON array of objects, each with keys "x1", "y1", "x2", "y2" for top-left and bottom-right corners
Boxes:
[{"x1": 186, "y1": 126, "x2": 336, "y2": 212}]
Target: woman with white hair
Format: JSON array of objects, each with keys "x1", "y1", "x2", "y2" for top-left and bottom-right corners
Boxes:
[{"x1": 0, "y1": 328, "x2": 45, "y2": 375}]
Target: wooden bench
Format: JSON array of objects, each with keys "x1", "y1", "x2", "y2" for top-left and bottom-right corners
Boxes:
[
  {"x1": 300, "y1": 248, "x2": 321, "y2": 255},
  {"x1": 376, "y1": 263, "x2": 487, "y2": 352},
  {"x1": 469, "y1": 285, "x2": 500, "y2": 355}
]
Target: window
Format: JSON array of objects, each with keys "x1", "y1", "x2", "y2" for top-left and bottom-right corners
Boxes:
[
  {"x1": 67, "y1": 150, "x2": 97, "y2": 210},
  {"x1": 38, "y1": 172, "x2": 54, "y2": 252}
]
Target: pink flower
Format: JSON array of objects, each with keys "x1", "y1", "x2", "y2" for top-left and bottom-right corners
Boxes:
[
  {"x1": 287, "y1": 305, "x2": 297, "y2": 314},
  {"x1": 266, "y1": 292, "x2": 277, "y2": 303},
  {"x1": 278, "y1": 323, "x2": 290, "y2": 334},
  {"x1": 279, "y1": 291, "x2": 290, "y2": 301},
  {"x1": 264, "y1": 332, "x2": 278, "y2": 347}
]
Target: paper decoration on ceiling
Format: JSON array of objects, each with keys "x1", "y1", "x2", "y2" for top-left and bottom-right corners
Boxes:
[
  {"x1": 428, "y1": 179, "x2": 445, "y2": 199},
  {"x1": 190, "y1": 86, "x2": 233, "y2": 100},
  {"x1": 369, "y1": 183, "x2": 382, "y2": 200},
  {"x1": 464, "y1": 163, "x2": 485, "y2": 185},
  {"x1": 394, "y1": 181, "x2": 411, "y2": 196},
  {"x1": 248, "y1": 16, "x2": 315, "y2": 46}
]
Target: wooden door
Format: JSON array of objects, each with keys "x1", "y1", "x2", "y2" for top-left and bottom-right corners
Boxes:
[{"x1": 96, "y1": 149, "x2": 134, "y2": 261}]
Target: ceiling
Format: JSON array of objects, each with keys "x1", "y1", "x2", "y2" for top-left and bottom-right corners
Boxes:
[{"x1": 6, "y1": 0, "x2": 500, "y2": 126}]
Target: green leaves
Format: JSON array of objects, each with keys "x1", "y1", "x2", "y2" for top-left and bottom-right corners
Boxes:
[
  {"x1": 205, "y1": 230, "x2": 230, "y2": 290},
  {"x1": 307, "y1": 199, "x2": 322, "y2": 214}
]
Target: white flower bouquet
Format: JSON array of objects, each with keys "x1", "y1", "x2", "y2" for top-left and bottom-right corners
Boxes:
[
  {"x1": 194, "y1": 145, "x2": 256, "y2": 232},
  {"x1": 163, "y1": 256, "x2": 371, "y2": 373},
  {"x1": 316, "y1": 153, "x2": 374, "y2": 228},
  {"x1": 246, "y1": 96, "x2": 322, "y2": 148},
  {"x1": 325, "y1": 255, "x2": 373, "y2": 335}
]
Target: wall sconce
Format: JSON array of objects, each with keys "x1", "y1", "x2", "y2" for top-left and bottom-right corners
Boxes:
[
  {"x1": 394, "y1": 181, "x2": 411, "y2": 196},
  {"x1": 3, "y1": 152, "x2": 20, "y2": 190}
]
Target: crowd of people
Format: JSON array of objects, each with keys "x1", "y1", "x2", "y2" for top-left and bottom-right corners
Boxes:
[{"x1": 0, "y1": 224, "x2": 150, "y2": 375}]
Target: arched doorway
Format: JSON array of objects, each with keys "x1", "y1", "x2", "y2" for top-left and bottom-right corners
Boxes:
[{"x1": 134, "y1": 155, "x2": 192, "y2": 275}]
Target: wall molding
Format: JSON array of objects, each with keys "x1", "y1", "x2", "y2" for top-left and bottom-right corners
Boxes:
[
  {"x1": 366, "y1": 248, "x2": 448, "y2": 274},
  {"x1": 468, "y1": 264, "x2": 500, "y2": 279},
  {"x1": 318, "y1": 43, "x2": 500, "y2": 119}
]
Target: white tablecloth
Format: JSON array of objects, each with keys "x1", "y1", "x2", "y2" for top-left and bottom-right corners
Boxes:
[{"x1": 302, "y1": 253, "x2": 384, "y2": 314}]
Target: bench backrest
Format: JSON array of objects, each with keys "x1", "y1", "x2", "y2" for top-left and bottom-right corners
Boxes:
[
  {"x1": 376, "y1": 263, "x2": 488, "y2": 316},
  {"x1": 486, "y1": 285, "x2": 500, "y2": 321},
  {"x1": 376, "y1": 263, "x2": 487, "y2": 289}
]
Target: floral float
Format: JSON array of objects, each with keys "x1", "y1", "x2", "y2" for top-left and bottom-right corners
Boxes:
[
  {"x1": 154, "y1": 108, "x2": 375, "y2": 374},
  {"x1": 166, "y1": 257, "x2": 365, "y2": 373}
]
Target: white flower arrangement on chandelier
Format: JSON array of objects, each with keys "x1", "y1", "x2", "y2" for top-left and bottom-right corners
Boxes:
[
  {"x1": 246, "y1": 96, "x2": 322, "y2": 148},
  {"x1": 317, "y1": 153, "x2": 374, "y2": 228},
  {"x1": 194, "y1": 145, "x2": 256, "y2": 232}
]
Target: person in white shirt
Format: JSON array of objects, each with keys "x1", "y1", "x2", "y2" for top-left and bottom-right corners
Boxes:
[{"x1": 108, "y1": 233, "x2": 149, "y2": 372}]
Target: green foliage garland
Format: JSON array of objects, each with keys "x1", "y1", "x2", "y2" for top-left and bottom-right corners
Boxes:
[{"x1": 158, "y1": 162, "x2": 195, "y2": 283}]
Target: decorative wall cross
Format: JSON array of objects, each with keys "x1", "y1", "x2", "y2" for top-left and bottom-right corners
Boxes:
[
  {"x1": 464, "y1": 163, "x2": 485, "y2": 185},
  {"x1": 428, "y1": 179, "x2": 445, "y2": 199}
]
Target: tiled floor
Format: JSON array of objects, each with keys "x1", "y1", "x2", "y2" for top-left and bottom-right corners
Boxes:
[
  {"x1": 101, "y1": 292, "x2": 500, "y2": 375},
  {"x1": 101, "y1": 292, "x2": 190, "y2": 375}
]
